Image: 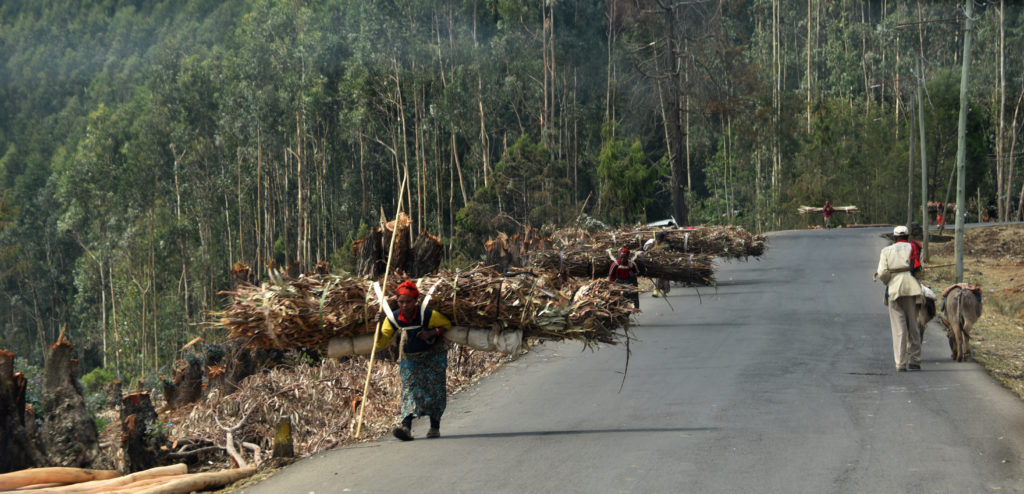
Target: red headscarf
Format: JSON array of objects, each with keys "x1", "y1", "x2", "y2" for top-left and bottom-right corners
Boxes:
[
  {"x1": 395, "y1": 280, "x2": 420, "y2": 299},
  {"x1": 619, "y1": 247, "x2": 630, "y2": 256}
]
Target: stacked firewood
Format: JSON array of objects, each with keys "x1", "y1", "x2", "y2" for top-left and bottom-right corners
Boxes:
[{"x1": 212, "y1": 266, "x2": 634, "y2": 351}]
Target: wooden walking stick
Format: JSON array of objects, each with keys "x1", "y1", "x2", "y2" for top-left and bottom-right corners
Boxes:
[{"x1": 355, "y1": 173, "x2": 408, "y2": 438}]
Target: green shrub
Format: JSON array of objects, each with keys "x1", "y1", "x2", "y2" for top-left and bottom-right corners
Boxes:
[{"x1": 81, "y1": 366, "x2": 117, "y2": 394}]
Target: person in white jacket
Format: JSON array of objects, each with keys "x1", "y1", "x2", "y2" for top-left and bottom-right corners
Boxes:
[{"x1": 874, "y1": 225, "x2": 925, "y2": 371}]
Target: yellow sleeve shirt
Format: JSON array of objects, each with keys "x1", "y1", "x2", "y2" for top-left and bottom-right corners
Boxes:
[{"x1": 375, "y1": 309, "x2": 452, "y2": 350}]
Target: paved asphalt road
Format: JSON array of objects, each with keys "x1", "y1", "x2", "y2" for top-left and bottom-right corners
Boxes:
[{"x1": 240, "y1": 227, "x2": 1024, "y2": 493}]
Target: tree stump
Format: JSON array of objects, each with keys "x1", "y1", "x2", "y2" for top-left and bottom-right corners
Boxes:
[
  {"x1": 105, "y1": 380, "x2": 122, "y2": 409},
  {"x1": 42, "y1": 336, "x2": 113, "y2": 469},
  {"x1": 407, "y1": 232, "x2": 443, "y2": 277},
  {"x1": 169, "y1": 354, "x2": 204, "y2": 409},
  {"x1": 227, "y1": 346, "x2": 259, "y2": 390},
  {"x1": 0, "y1": 349, "x2": 46, "y2": 473},
  {"x1": 120, "y1": 392, "x2": 166, "y2": 473},
  {"x1": 271, "y1": 417, "x2": 294, "y2": 458},
  {"x1": 354, "y1": 228, "x2": 384, "y2": 278}
]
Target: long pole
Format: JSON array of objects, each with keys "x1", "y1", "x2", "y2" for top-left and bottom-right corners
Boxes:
[
  {"x1": 954, "y1": 0, "x2": 973, "y2": 282},
  {"x1": 355, "y1": 172, "x2": 409, "y2": 437}
]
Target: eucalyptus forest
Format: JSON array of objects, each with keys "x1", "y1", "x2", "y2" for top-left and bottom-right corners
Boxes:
[{"x1": 1, "y1": 0, "x2": 1022, "y2": 386}]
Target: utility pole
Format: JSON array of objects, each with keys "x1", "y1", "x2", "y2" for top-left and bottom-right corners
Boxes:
[
  {"x1": 918, "y1": 57, "x2": 929, "y2": 261},
  {"x1": 954, "y1": 0, "x2": 974, "y2": 282}
]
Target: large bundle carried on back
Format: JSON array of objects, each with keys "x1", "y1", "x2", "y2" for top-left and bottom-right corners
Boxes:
[
  {"x1": 549, "y1": 225, "x2": 767, "y2": 260},
  {"x1": 531, "y1": 250, "x2": 716, "y2": 286},
  {"x1": 797, "y1": 205, "x2": 860, "y2": 215},
  {"x1": 211, "y1": 266, "x2": 634, "y2": 355}
]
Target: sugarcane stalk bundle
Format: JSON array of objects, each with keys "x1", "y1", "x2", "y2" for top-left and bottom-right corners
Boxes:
[
  {"x1": 211, "y1": 266, "x2": 634, "y2": 352},
  {"x1": 530, "y1": 249, "x2": 715, "y2": 286},
  {"x1": 549, "y1": 225, "x2": 766, "y2": 259}
]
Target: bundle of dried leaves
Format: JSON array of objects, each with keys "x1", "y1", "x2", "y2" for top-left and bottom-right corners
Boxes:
[
  {"x1": 211, "y1": 266, "x2": 634, "y2": 351},
  {"x1": 165, "y1": 347, "x2": 510, "y2": 467}
]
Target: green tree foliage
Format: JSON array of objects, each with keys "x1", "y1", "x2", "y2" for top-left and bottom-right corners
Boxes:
[
  {"x1": 0, "y1": 0, "x2": 1021, "y2": 380},
  {"x1": 596, "y1": 124, "x2": 666, "y2": 224}
]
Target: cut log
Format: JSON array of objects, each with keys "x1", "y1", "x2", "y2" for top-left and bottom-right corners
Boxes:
[
  {"x1": 0, "y1": 466, "x2": 120, "y2": 491},
  {"x1": 106, "y1": 467, "x2": 256, "y2": 494},
  {"x1": 31, "y1": 464, "x2": 188, "y2": 493},
  {"x1": 0, "y1": 349, "x2": 47, "y2": 473}
]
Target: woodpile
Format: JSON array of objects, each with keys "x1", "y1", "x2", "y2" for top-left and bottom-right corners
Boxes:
[
  {"x1": 0, "y1": 464, "x2": 255, "y2": 493},
  {"x1": 352, "y1": 212, "x2": 444, "y2": 278},
  {"x1": 212, "y1": 265, "x2": 634, "y2": 351}
]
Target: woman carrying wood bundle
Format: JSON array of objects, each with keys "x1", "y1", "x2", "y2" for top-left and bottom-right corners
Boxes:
[
  {"x1": 376, "y1": 280, "x2": 452, "y2": 441},
  {"x1": 609, "y1": 247, "x2": 640, "y2": 308}
]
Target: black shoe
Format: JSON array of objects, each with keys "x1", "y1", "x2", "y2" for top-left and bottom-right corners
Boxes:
[
  {"x1": 426, "y1": 427, "x2": 440, "y2": 438},
  {"x1": 392, "y1": 426, "x2": 413, "y2": 441},
  {"x1": 908, "y1": 363, "x2": 921, "y2": 370},
  {"x1": 897, "y1": 367, "x2": 907, "y2": 372}
]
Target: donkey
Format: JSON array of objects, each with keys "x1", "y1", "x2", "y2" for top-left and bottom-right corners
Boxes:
[
  {"x1": 916, "y1": 295, "x2": 936, "y2": 341},
  {"x1": 943, "y1": 285, "x2": 983, "y2": 362}
]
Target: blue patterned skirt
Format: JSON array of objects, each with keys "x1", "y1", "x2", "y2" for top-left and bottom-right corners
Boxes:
[{"x1": 399, "y1": 346, "x2": 447, "y2": 419}]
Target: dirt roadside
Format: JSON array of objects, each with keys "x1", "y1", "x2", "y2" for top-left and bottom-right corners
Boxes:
[{"x1": 920, "y1": 224, "x2": 1024, "y2": 398}]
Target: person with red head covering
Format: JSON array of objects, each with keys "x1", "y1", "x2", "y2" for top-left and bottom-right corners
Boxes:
[
  {"x1": 609, "y1": 247, "x2": 640, "y2": 308},
  {"x1": 375, "y1": 279, "x2": 452, "y2": 441},
  {"x1": 823, "y1": 200, "x2": 835, "y2": 229}
]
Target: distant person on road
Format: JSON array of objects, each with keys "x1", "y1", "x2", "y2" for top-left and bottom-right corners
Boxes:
[
  {"x1": 376, "y1": 280, "x2": 452, "y2": 441},
  {"x1": 643, "y1": 232, "x2": 671, "y2": 298},
  {"x1": 874, "y1": 225, "x2": 924, "y2": 372},
  {"x1": 936, "y1": 202, "x2": 945, "y2": 227},
  {"x1": 823, "y1": 200, "x2": 835, "y2": 229},
  {"x1": 609, "y1": 247, "x2": 640, "y2": 309}
]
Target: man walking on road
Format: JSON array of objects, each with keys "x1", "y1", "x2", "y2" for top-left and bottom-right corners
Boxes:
[
  {"x1": 874, "y1": 225, "x2": 924, "y2": 371},
  {"x1": 823, "y1": 200, "x2": 835, "y2": 229}
]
